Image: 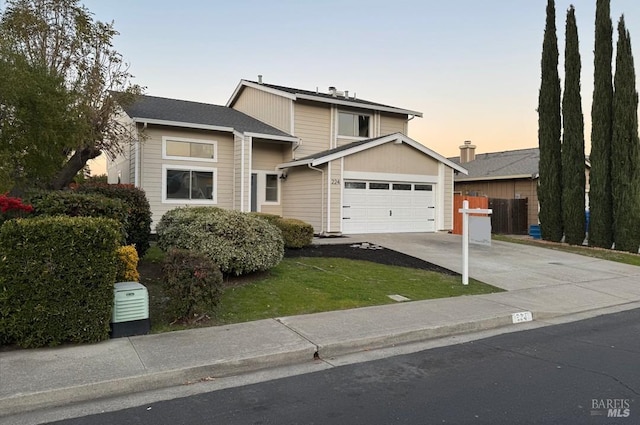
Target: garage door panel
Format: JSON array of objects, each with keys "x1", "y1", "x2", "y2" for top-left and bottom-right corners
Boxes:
[{"x1": 343, "y1": 181, "x2": 436, "y2": 234}]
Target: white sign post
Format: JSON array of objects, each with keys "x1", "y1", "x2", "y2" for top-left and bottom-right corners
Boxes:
[{"x1": 459, "y1": 200, "x2": 492, "y2": 285}]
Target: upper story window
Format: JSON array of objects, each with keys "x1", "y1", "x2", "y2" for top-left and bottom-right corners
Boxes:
[
  {"x1": 338, "y1": 112, "x2": 370, "y2": 138},
  {"x1": 163, "y1": 136, "x2": 217, "y2": 162}
]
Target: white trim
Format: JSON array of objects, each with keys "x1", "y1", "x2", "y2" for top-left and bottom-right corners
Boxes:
[
  {"x1": 226, "y1": 80, "x2": 297, "y2": 107},
  {"x1": 290, "y1": 99, "x2": 295, "y2": 135},
  {"x1": 337, "y1": 110, "x2": 372, "y2": 139},
  {"x1": 253, "y1": 170, "x2": 281, "y2": 211},
  {"x1": 243, "y1": 132, "x2": 298, "y2": 143},
  {"x1": 330, "y1": 105, "x2": 336, "y2": 149},
  {"x1": 438, "y1": 163, "x2": 446, "y2": 231},
  {"x1": 161, "y1": 164, "x2": 218, "y2": 204},
  {"x1": 340, "y1": 157, "x2": 345, "y2": 233},
  {"x1": 240, "y1": 135, "x2": 246, "y2": 211},
  {"x1": 134, "y1": 139, "x2": 140, "y2": 187},
  {"x1": 133, "y1": 117, "x2": 233, "y2": 133},
  {"x1": 344, "y1": 171, "x2": 438, "y2": 183},
  {"x1": 327, "y1": 161, "x2": 332, "y2": 231},
  {"x1": 162, "y1": 136, "x2": 218, "y2": 162}
]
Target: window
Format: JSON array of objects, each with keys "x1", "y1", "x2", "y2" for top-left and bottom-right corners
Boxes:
[
  {"x1": 338, "y1": 112, "x2": 370, "y2": 137},
  {"x1": 369, "y1": 182, "x2": 390, "y2": 190},
  {"x1": 265, "y1": 174, "x2": 278, "y2": 202},
  {"x1": 163, "y1": 165, "x2": 216, "y2": 203},
  {"x1": 345, "y1": 181, "x2": 366, "y2": 189},
  {"x1": 415, "y1": 184, "x2": 433, "y2": 191},
  {"x1": 163, "y1": 137, "x2": 217, "y2": 162},
  {"x1": 393, "y1": 183, "x2": 411, "y2": 191}
]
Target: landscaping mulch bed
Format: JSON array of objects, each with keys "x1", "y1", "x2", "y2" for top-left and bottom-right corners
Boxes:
[{"x1": 285, "y1": 242, "x2": 458, "y2": 276}]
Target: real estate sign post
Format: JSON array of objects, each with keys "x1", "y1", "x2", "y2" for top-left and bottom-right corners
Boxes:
[{"x1": 459, "y1": 200, "x2": 492, "y2": 285}]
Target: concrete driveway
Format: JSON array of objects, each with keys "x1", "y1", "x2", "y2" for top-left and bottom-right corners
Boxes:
[{"x1": 317, "y1": 232, "x2": 640, "y2": 316}]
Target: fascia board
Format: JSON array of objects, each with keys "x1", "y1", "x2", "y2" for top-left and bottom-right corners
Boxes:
[
  {"x1": 227, "y1": 80, "x2": 297, "y2": 107},
  {"x1": 455, "y1": 174, "x2": 535, "y2": 182},
  {"x1": 294, "y1": 93, "x2": 423, "y2": 117},
  {"x1": 244, "y1": 132, "x2": 298, "y2": 143},
  {"x1": 133, "y1": 117, "x2": 234, "y2": 133}
]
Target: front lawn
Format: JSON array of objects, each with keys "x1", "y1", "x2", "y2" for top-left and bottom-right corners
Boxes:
[{"x1": 139, "y1": 246, "x2": 502, "y2": 333}]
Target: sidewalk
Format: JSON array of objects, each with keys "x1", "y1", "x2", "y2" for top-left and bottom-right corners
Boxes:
[{"x1": 1, "y1": 233, "x2": 639, "y2": 417}]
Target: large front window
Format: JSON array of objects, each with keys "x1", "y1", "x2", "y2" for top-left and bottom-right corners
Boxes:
[
  {"x1": 338, "y1": 112, "x2": 370, "y2": 137},
  {"x1": 163, "y1": 165, "x2": 216, "y2": 203}
]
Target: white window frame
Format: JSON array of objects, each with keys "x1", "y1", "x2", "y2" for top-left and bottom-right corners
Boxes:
[
  {"x1": 162, "y1": 136, "x2": 218, "y2": 162},
  {"x1": 162, "y1": 164, "x2": 218, "y2": 204},
  {"x1": 254, "y1": 170, "x2": 281, "y2": 208},
  {"x1": 337, "y1": 111, "x2": 371, "y2": 140}
]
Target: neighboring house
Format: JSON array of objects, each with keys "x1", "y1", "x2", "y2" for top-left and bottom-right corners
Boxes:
[
  {"x1": 448, "y1": 141, "x2": 590, "y2": 229},
  {"x1": 108, "y1": 78, "x2": 467, "y2": 235}
]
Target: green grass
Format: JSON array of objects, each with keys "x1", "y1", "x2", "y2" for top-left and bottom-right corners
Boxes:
[
  {"x1": 140, "y1": 247, "x2": 502, "y2": 332},
  {"x1": 492, "y1": 234, "x2": 640, "y2": 266}
]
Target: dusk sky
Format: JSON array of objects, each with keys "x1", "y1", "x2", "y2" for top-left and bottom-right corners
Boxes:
[{"x1": 77, "y1": 0, "x2": 640, "y2": 174}]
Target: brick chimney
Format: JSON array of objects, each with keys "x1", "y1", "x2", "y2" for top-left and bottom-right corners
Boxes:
[{"x1": 459, "y1": 140, "x2": 476, "y2": 164}]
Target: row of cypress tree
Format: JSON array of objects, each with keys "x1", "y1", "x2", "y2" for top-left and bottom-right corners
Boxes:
[{"x1": 538, "y1": 0, "x2": 640, "y2": 253}]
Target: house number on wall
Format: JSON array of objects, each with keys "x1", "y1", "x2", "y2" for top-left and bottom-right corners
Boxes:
[{"x1": 331, "y1": 178, "x2": 341, "y2": 185}]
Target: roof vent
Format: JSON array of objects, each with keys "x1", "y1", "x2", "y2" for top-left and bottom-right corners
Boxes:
[
  {"x1": 328, "y1": 86, "x2": 337, "y2": 96},
  {"x1": 344, "y1": 90, "x2": 349, "y2": 98},
  {"x1": 258, "y1": 75, "x2": 263, "y2": 84}
]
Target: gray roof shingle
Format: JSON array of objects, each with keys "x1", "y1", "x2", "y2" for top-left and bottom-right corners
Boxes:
[
  {"x1": 243, "y1": 81, "x2": 422, "y2": 116},
  {"x1": 122, "y1": 94, "x2": 293, "y2": 138},
  {"x1": 449, "y1": 148, "x2": 540, "y2": 181}
]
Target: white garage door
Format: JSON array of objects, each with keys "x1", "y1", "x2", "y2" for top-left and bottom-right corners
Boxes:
[{"x1": 342, "y1": 180, "x2": 435, "y2": 234}]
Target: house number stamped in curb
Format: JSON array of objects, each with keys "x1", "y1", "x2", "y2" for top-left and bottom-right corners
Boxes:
[{"x1": 512, "y1": 311, "x2": 533, "y2": 324}]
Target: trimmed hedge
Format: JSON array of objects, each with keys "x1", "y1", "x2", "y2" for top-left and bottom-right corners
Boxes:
[
  {"x1": 78, "y1": 184, "x2": 152, "y2": 258},
  {"x1": 249, "y1": 212, "x2": 314, "y2": 248},
  {"x1": 156, "y1": 207, "x2": 284, "y2": 275},
  {"x1": 26, "y1": 190, "x2": 128, "y2": 241},
  {"x1": 0, "y1": 216, "x2": 121, "y2": 348},
  {"x1": 163, "y1": 249, "x2": 223, "y2": 322}
]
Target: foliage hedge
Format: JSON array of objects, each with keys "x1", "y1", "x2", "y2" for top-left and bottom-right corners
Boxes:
[
  {"x1": 77, "y1": 183, "x2": 152, "y2": 257},
  {"x1": 26, "y1": 190, "x2": 128, "y2": 240},
  {"x1": 0, "y1": 216, "x2": 121, "y2": 348},
  {"x1": 162, "y1": 249, "x2": 223, "y2": 322},
  {"x1": 156, "y1": 207, "x2": 284, "y2": 275},
  {"x1": 249, "y1": 213, "x2": 314, "y2": 248}
]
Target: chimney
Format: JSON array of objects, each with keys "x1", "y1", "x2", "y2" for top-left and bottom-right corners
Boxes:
[
  {"x1": 344, "y1": 90, "x2": 349, "y2": 98},
  {"x1": 328, "y1": 86, "x2": 337, "y2": 97},
  {"x1": 258, "y1": 75, "x2": 263, "y2": 84},
  {"x1": 459, "y1": 140, "x2": 476, "y2": 164}
]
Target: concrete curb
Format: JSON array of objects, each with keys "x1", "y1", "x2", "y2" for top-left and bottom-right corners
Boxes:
[
  {"x1": 316, "y1": 314, "x2": 518, "y2": 359},
  {"x1": 0, "y1": 344, "x2": 316, "y2": 417}
]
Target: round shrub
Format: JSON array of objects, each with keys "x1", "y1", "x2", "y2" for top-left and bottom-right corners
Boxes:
[
  {"x1": 156, "y1": 207, "x2": 284, "y2": 275},
  {"x1": 249, "y1": 213, "x2": 314, "y2": 248},
  {"x1": 162, "y1": 248, "x2": 223, "y2": 322}
]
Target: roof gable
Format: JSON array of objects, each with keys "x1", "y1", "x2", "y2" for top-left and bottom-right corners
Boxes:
[
  {"x1": 278, "y1": 133, "x2": 467, "y2": 174},
  {"x1": 227, "y1": 80, "x2": 423, "y2": 117},
  {"x1": 121, "y1": 94, "x2": 295, "y2": 140}
]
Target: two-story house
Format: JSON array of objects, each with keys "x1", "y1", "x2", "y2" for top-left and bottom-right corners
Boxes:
[{"x1": 108, "y1": 78, "x2": 467, "y2": 235}]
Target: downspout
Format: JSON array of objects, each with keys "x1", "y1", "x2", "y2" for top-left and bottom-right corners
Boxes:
[
  {"x1": 135, "y1": 122, "x2": 147, "y2": 188},
  {"x1": 308, "y1": 164, "x2": 325, "y2": 234}
]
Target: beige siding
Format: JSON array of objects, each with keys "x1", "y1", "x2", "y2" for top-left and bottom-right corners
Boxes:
[
  {"x1": 293, "y1": 101, "x2": 332, "y2": 158},
  {"x1": 455, "y1": 178, "x2": 539, "y2": 226},
  {"x1": 252, "y1": 140, "x2": 286, "y2": 170},
  {"x1": 344, "y1": 142, "x2": 440, "y2": 175},
  {"x1": 327, "y1": 160, "x2": 342, "y2": 233},
  {"x1": 233, "y1": 86, "x2": 291, "y2": 134},
  {"x1": 443, "y1": 168, "x2": 454, "y2": 230},
  {"x1": 379, "y1": 112, "x2": 407, "y2": 136},
  {"x1": 140, "y1": 125, "x2": 235, "y2": 230},
  {"x1": 282, "y1": 165, "x2": 324, "y2": 233}
]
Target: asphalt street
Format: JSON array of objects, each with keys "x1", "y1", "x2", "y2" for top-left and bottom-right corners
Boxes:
[{"x1": 43, "y1": 308, "x2": 640, "y2": 425}]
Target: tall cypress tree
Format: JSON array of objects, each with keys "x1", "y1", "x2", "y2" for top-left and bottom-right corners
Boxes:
[
  {"x1": 589, "y1": 0, "x2": 614, "y2": 248},
  {"x1": 562, "y1": 5, "x2": 586, "y2": 246},
  {"x1": 611, "y1": 16, "x2": 640, "y2": 253},
  {"x1": 538, "y1": 0, "x2": 563, "y2": 242}
]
